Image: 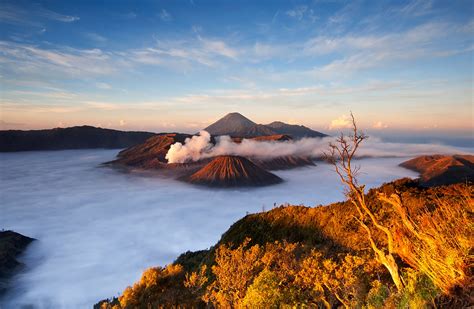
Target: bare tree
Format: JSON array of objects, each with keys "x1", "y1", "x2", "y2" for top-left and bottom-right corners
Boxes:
[{"x1": 325, "y1": 113, "x2": 404, "y2": 291}]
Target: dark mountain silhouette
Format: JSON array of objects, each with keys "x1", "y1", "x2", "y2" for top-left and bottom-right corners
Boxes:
[
  {"x1": 184, "y1": 155, "x2": 282, "y2": 187},
  {"x1": 0, "y1": 231, "x2": 34, "y2": 294},
  {"x1": 0, "y1": 126, "x2": 155, "y2": 152},
  {"x1": 204, "y1": 112, "x2": 327, "y2": 138},
  {"x1": 266, "y1": 121, "x2": 327, "y2": 138},
  {"x1": 400, "y1": 154, "x2": 474, "y2": 186}
]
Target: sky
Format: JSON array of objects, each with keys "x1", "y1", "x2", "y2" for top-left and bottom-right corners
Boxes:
[{"x1": 0, "y1": 0, "x2": 473, "y2": 139}]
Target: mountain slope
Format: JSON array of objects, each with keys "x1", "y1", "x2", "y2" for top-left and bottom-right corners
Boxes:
[
  {"x1": 0, "y1": 231, "x2": 35, "y2": 294},
  {"x1": 97, "y1": 179, "x2": 472, "y2": 308},
  {"x1": 0, "y1": 126, "x2": 155, "y2": 152},
  {"x1": 400, "y1": 154, "x2": 474, "y2": 186},
  {"x1": 185, "y1": 155, "x2": 282, "y2": 187},
  {"x1": 204, "y1": 113, "x2": 260, "y2": 136},
  {"x1": 108, "y1": 133, "x2": 192, "y2": 168},
  {"x1": 203, "y1": 112, "x2": 278, "y2": 137},
  {"x1": 266, "y1": 121, "x2": 327, "y2": 138}
]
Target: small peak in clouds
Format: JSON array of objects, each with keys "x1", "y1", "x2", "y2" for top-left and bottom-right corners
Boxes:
[
  {"x1": 159, "y1": 9, "x2": 172, "y2": 22},
  {"x1": 328, "y1": 115, "x2": 352, "y2": 130}
]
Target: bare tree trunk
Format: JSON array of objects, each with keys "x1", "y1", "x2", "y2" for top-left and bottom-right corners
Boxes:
[{"x1": 325, "y1": 113, "x2": 404, "y2": 292}]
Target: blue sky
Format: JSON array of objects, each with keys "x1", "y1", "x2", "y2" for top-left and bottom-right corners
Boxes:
[{"x1": 0, "y1": 0, "x2": 473, "y2": 138}]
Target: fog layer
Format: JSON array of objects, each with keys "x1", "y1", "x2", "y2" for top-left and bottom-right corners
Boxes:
[
  {"x1": 165, "y1": 131, "x2": 470, "y2": 163},
  {"x1": 0, "y1": 148, "x2": 447, "y2": 308}
]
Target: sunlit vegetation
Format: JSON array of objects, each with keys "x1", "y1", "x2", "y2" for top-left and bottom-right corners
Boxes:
[
  {"x1": 97, "y1": 178, "x2": 472, "y2": 308},
  {"x1": 97, "y1": 116, "x2": 473, "y2": 308}
]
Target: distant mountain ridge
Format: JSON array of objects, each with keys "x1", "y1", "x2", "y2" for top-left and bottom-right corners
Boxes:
[
  {"x1": 204, "y1": 112, "x2": 327, "y2": 138},
  {"x1": 266, "y1": 121, "x2": 327, "y2": 138},
  {"x1": 0, "y1": 126, "x2": 156, "y2": 152}
]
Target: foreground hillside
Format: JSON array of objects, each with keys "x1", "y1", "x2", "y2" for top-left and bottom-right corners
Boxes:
[
  {"x1": 97, "y1": 179, "x2": 473, "y2": 308},
  {"x1": 0, "y1": 126, "x2": 155, "y2": 152}
]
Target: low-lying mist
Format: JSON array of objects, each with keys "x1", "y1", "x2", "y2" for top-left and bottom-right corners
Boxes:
[
  {"x1": 0, "y1": 142, "x2": 470, "y2": 308},
  {"x1": 165, "y1": 131, "x2": 471, "y2": 163}
]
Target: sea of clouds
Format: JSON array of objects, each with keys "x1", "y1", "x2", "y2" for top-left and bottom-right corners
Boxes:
[{"x1": 0, "y1": 140, "x2": 471, "y2": 308}]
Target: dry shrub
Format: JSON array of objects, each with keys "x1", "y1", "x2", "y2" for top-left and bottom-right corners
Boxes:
[
  {"x1": 204, "y1": 238, "x2": 263, "y2": 307},
  {"x1": 118, "y1": 264, "x2": 196, "y2": 308},
  {"x1": 380, "y1": 185, "x2": 473, "y2": 294}
]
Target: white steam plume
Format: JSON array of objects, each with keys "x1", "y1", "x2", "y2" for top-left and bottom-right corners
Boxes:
[
  {"x1": 165, "y1": 130, "x2": 214, "y2": 163},
  {"x1": 165, "y1": 130, "x2": 471, "y2": 164}
]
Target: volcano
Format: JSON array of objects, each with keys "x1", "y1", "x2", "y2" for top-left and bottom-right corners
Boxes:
[
  {"x1": 400, "y1": 154, "x2": 474, "y2": 186},
  {"x1": 108, "y1": 133, "x2": 192, "y2": 168},
  {"x1": 204, "y1": 112, "x2": 326, "y2": 138},
  {"x1": 204, "y1": 112, "x2": 275, "y2": 137},
  {"x1": 185, "y1": 155, "x2": 282, "y2": 187}
]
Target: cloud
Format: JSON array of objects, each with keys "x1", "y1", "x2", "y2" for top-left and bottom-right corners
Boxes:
[
  {"x1": 373, "y1": 121, "x2": 389, "y2": 129},
  {"x1": 96, "y1": 82, "x2": 112, "y2": 90},
  {"x1": 166, "y1": 130, "x2": 471, "y2": 164},
  {"x1": 84, "y1": 33, "x2": 107, "y2": 44},
  {"x1": 159, "y1": 9, "x2": 172, "y2": 21},
  {"x1": 286, "y1": 6, "x2": 307, "y2": 20},
  {"x1": 286, "y1": 5, "x2": 317, "y2": 22},
  {"x1": 37, "y1": 7, "x2": 79, "y2": 22},
  {"x1": 119, "y1": 119, "x2": 126, "y2": 126},
  {"x1": 0, "y1": 4, "x2": 79, "y2": 27},
  {"x1": 199, "y1": 37, "x2": 239, "y2": 59},
  {"x1": 303, "y1": 21, "x2": 473, "y2": 78},
  {"x1": 397, "y1": 0, "x2": 433, "y2": 17},
  {"x1": 0, "y1": 41, "x2": 119, "y2": 79},
  {"x1": 130, "y1": 36, "x2": 239, "y2": 69},
  {"x1": 329, "y1": 115, "x2": 352, "y2": 130}
]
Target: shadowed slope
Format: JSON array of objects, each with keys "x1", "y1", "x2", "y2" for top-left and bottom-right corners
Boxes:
[
  {"x1": 400, "y1": 154, "x2": 474, "y2": 186},
  {"x1": 185, "y1": 155, "x2": 282, "y2": 187},
  {"x1": 107, "y1": 133, "x2": 192, "y2": 168},
  {"x1": 0, "y1": 231, "x2": 34, "y2": 294}
]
